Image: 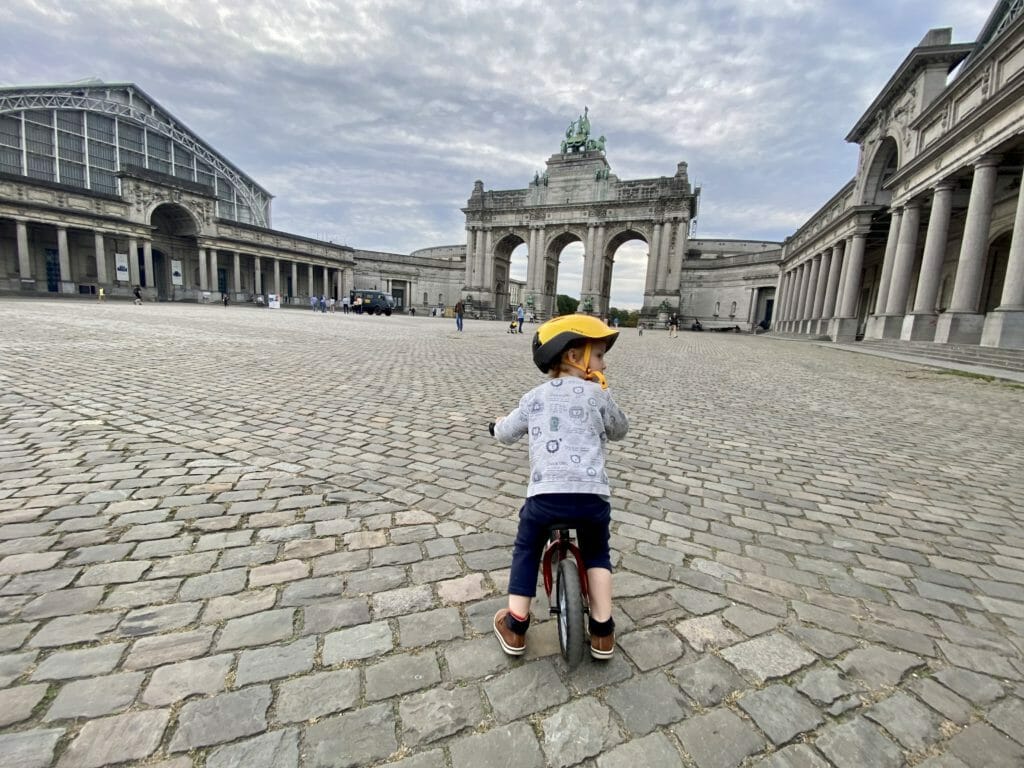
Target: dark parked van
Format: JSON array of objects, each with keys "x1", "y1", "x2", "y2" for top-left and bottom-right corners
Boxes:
[{"x1": 352, "y1": 290, "x2": 395, "y2": 316}]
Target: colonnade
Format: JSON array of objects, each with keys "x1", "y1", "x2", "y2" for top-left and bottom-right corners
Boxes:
[
  {"x1": 775, "y1": 155, "x2": 1024, "y2": 349},
  {"x1": 4, "y1": 217, "x2": 354, "y2": 304}
]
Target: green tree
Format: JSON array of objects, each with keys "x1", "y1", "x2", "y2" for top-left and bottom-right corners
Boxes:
[{"x1": 556, "y1": 294, "x2": 580, "y2": 315}]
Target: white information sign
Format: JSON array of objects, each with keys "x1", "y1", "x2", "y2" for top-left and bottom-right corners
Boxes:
[
  {"x1": 114, "y1": 253, "x2": 130, "y2": 283},
  {"x1": 170, "y1": 259, "x2": 183, "y2": 286},
  {"x1": 268, "y1": 293, "x2": 281, "y2": 309}
]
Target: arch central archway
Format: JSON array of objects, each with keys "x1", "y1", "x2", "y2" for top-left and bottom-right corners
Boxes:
[{"x1": 462, "y1": 118, "x2": 699, "y2": 321}]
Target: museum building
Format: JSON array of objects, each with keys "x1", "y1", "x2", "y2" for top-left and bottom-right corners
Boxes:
[
  {"x1": 775, "y1": 1, "x2": 1024, "y2": 350},
  {"x1": 0, "y1": 80, "x2": 357, "y2": 303}
]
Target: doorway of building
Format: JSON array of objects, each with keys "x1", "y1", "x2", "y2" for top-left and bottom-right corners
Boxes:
[
  {"x1": 152, "y1": 250, "x2": 168, "y2": 300},
  {"x1": 45, "y1": 248, "x2": 60, "y2": 292},
  {"x1": 765, "y1": 298, "x2": 774, "y2": 326}
]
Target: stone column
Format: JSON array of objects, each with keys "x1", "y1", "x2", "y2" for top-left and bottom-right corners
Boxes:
[
  {"x1": 254, "y1": 257, "x2": 262, "y2": 295},
  {"x1": 803, "y1": 255, "x2": 822, "y2": 331},
  {"x1": 16, "y1": 220, "x2": 32, "y2": 285},
  {"x1": 821, "y1": 242, "x2": 844, "y2": 325},
  {"x1": 198, "y1": 248, "x2": 208, "y2": 291},
  {"x1": 482, "y1": 229, "x2": 494, "y2": 302},
  {"x1": 812, "y1": 250, "x2": 831, "y2": 333},
  {"x1": 582, "y1": 225, "x2": 596, "y2": 300},
  {"x1": 872, "y1": 209, "x2": 902, "y2": 317},
  {"x1": 307, "y1": 264, "x2": 314, "y2": 297},
  {"x1": 779, "y1": 270, "x2": 793, "y2": 329},
  {"x1": 94, "y1": 231, "x2": 108, "y2": 285},
  {"x1": 474, "y1": 229, "x2": 486, "y2": 291},
  {"x1": 982, "y1": 166, "x2": 1024, "y2": 348},
  {"x1": 464, "y1": 227, "x2": 475, "y2": 288},
  {"x1": 336, "y1": 270, "x2": 343, "y2": 302},
  {"x1": 233, "y1": 252, "x2": 241, "y2": 296},
  {"x1": 129, "y1": 237, "x2": 141, "y2": 288},
  {"x1": 322, "y1": 265, "x2": 328, "y2": 297},
  {"x1": 670, "y1": 220, "x2": 687, "y2": 286},
  {"x1": 877, "y1": 200, "x2": 922, "y2": 338},
  {"x1": 831, "y1": 230, "x2": 868, "y2": 342},
  {"x1": 656, "y1": 220, "x2": 672, "y2": 292},
  {"x1": 645, "y1": 224, "x2": 662, "y2": 303},
  {"x1": 592, "y1": 225, "x2": 607, "y2": 313},
  {"x1": 290, "y1": 262, "x2": 298, "y2": 302},
  {"x1": 903, "y1": 183, "x2": 954, "y2": 341},
  {"x1": 796, "y1": 262, "x2": 812, "y2": 330},
  {"x1": 936, "y1": 155, "x2": 1001, "y2": 344},
  {"x1": 206, "y1": 248, "x2": 217, "y2": 294},
  {"x1": 56, "y1": 226, "x2": 73, "y2": 293},
  {"x1": 143, "y1": 240, "x2": 154, "y2": 290}
]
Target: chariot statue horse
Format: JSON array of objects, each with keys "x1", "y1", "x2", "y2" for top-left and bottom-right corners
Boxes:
[{"x1": 561, "y1": 106, "x2": 602, "y2": 154}]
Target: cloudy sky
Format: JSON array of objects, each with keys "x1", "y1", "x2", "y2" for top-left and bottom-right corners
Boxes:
[{"x1": 2, "y1": 0, "x2": 997, "y2": 307}]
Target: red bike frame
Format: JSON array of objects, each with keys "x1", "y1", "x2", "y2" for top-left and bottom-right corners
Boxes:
[{"x1": 541, "y1": 529, "x2": 591, "y2": 604}]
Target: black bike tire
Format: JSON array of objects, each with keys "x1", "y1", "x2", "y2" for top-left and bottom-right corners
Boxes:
[{"x1": 556, "y1": 557, "x2": 586, "y2": 667}]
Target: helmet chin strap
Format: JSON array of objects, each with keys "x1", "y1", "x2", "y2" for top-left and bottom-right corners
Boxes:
[{"x1": 563, "y1": 343, "x2": 608, "y2": 389}]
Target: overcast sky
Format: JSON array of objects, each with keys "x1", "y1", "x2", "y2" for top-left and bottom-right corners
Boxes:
[{"x1": 2, "y1": 0, "x2": 997, "y2": 308}]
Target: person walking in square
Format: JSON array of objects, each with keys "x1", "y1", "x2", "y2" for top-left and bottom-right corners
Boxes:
[
  {"x1": 516, "y1": 303, "x2": 525, "y2": 334},
  {"x1": 454, "y1": 299, "x2": 464, "y2": 332},
  {"x1": 491, "y1": 315, "x2": 629, "y2": 659},
  {"x1": 668, "y1": 311, "x2": 679, "y2": 338},
  {"x1": 133, "y1": 286, "x2": 142, "y2": 305}
]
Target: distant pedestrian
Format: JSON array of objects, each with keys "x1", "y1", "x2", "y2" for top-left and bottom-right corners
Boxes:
[
  {"x1": 133, "y1": 286, "x2": 142, "y2": 305},
  {"x1": 638, "y1": 322, "x2": 644, "y2": 337},
  {"x1": 342, "y1": 295, "x2": 350, "y2": 314},
  {"x1": 319, "y1": 295, "x2": 327, "y2": 312},
  {"x1": 668, "y1": 312, "x2": 679, "y2": 338},
  {"x1": 328, "y1": 296, "x2": 336, "y2": 313},
  {"x1": 455, "y1": 299, "x2": 464, "y2": 332},
  {"x1": 310, "y1": 295, "x2": 317, "y2": 311},
  {"x1": 97, "y1": 287, "x2": 105, "y2": 302},
  {"x1": 354, "y1": 295, "x2": 363, "y2": 314},
  {"x1": 516, "y1": 303, "x2": 525, "y2": 334},
  {"x1": 222, "y1": 293, "x2": 229, "y2": 307}
]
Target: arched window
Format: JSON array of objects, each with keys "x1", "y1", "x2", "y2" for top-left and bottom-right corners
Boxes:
[
  {"x1": 438, "y1": 292, "x2": 444, "y2": 305},
  {"x1": 423, "y1": 292, "x2": 428, "y2": 305},
  {"x1": 729, "y1": 301, "x2": 737, "y2": 317},
  {"x1": 714, "y1": 301, "x2": 720, "y2": 317}
]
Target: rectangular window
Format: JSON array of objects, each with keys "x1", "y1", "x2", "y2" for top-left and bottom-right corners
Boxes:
[
  {"x1": 118, "y1": 122, "x2": 144, "y2": 154},
  {"x1": 90, "y1": 168, "x2": 118, "y2": 195},
  {"x1": 26, "y1": 152, "x2": 55, "y2": 181},
  {"x1": 147, "y1": 132, "x2": 170, "y2": 174},
  {"x1": 56, "y1": 111, "x2": 83, "y2": 134},
  {"x1": 174, "y1": 146, "x2": 193, "y2": 179},
  {"x1": 23, "y1": 110, "x2": 53, "y2": 127},
  {"x1": 59, "y1": 160, "x2": 86, "y2": 188},
  {"x1": 0, "y1": 146, "x2": 21, "y2": 175},
  {"x1": 25, "y1": 121, "x2": 53, "y2": 156},
  {"x1": 87, "y1": 114, "x2": 115, "y2": 143},
  {"x1": 0, "y1": 115, "x2": 21, "y2": 149},
  {"x1": 196, "y1": 160, "x2": 214, "y2": 190},
  {"x1": 58, "y1": 131, "x2": 84, "y2": 163},
  {"x1": 88, "y1": 139, "x2": 117, "y2": 170},
  {"x1": 120, "y1": 148, "x2": 144, "y2": 171}
]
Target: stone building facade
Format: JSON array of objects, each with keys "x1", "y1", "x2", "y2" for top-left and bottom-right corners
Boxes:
[
  {"x1": 776, "y1": 2, "x2": 1024, "y2": 350},
  {"x1": 0, "y1": 81, "x2": 354, "y2": 303}
]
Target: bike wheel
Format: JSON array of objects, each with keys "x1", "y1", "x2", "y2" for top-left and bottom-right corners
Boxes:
[{"x1": 556, "y1": 557, "x2": 586, "y2": 667}]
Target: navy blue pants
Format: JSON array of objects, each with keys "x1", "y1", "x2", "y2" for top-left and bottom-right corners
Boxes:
[{"x1": 507, "y1": 493, "x2": 612, "y2": 598}]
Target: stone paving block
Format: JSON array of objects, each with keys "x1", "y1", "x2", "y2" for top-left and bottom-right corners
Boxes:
[
  {"x1": 365, "y1": 651, "x2": 441, "y2": 700},
  {"x1": 738, "y1": 684, "x2": 825, "y2": 745},
  {"x1": 604, "y1": 670, "x2": 691, "y2": 735},
  {"x1": 618, "y1": 625, "x2": 685, "y2": 671},
  {"x1": 323, "y1": 621, "x2": 393, "y2": 664},
  {"x1": 444, "y1": 636, "x2": 513, "y2": 681},
  {"x1": 0, "y1": 682, "x2": 48, "y2": 726},
  {"x1": 949, "y1": 722, "x2": 1024, "y2": 767},
  {"x1": 908, "y1": 677, "x2": 974, "y2": 724},
  {"x1": 986, "y1": 696, "x2": 1024, "y2": 745},
  {"x1": 147, "y1": 551, "x2": 219, "y2": 578},
  {"x1": 449, "y1": 721, "x2": 544, "y2": 768},
  {"x1": 934, "y1": 666, "x2": 1005, "y2": 706},
  {"x1": 814, "y1": 716, "x2": 903, "y2": 768},
  {"x1": 723, "y1": 605, "x2": 782, "y2": 636},
  {"x1": 29, "y1": 611, "x2": 123, "y2": 647},
  {"x1": 118, "y1": 601, "x2": 201, "y2": 636},
  {"x1": 236, "y1": 636, "x2": 315, "y2": 685},
  {"x1": 0, "y1": 649, "x2": 38, "y2": 685},
  {"x1": 206, "y1": 729, "x2": 299, "y2": 768},
  {"x1": 673, "y1": 653, "x2": 747, "y2": 707},
  {"x1": 304, "y1": 703, "x2": 398, "y2": 768},
  {"x1": 179, "y1": 567, "x2": 248, "y2": 599},
  {"x1": 398, "y1": 607, "x2": 464, "y2": 647},
  {"x1": 836, "y1": 645, "x2": 924, "y2": 689},
  {"x1": 31, "y1": 644, "x2": 125, "y2": 680},
  {"x1": 721, "y1": 632, "x2": 816, "y2": 684},
  {"x1": 372, "y1": 584, "x2": 434, "y2": 618},
  {"x1": 541, "y1": 696, "x2": 623, "y2": 768},
  {"x1": 44, "y1": 670, "x2": 144, "y2": 720},
  {"x1": 103, "y1": 577, "x2": 181, "y2": 608},
  {"x1": 1, "y1": 567, "x2": 79, "y2": 594},
  {"x1": 914, "y1": 755, "x2": 970, "y2": 768},
  {"x1": 796, "y1": 667, "x2": 862, "y2": 705},
  {"x1": 0, "y1": 620, "x2": 34, "y2": 650},
  {"x1": 346, "y1": 565, "x2": 407, "y2": 594},
  {"x1": 595, "y1": 731, "x2": 684, "y2": 768},
  {"x1": 250, "y1": 558, "x2": 308, "y2": 586},
  {"x1": 275, "y1": 668, "x2": 360, "y2": 722},
  {"x1": 57, "y1": 709, "x2": 169, "y2": 768},
  {"x1": 302, "y1": 597, "x2": 371, "y2": 635},
  {"x1": 218, "y1": 542, "x2": 278, "y2": 568},
  {"x1": 280, "y1": 576, "x2": 345, "y2": 605},
  {"x1": 751, "y1": 744, "x2": 831, "y2": 767},
  {"x1": 217, "y1": 608, "x2": 295, "y2": 650},
  {"x1": 0, "y1": 728, "x2": 64, "y2": 768},
  {"x1": 123, "y1": 627, "x2": 214, "y2": 669},
  {"x1": 20, "y1": 586, "x2": 105, "y2": 619},
  {"x1": 202, "y1": 587, "x2": 278, "y2": 624},
  {"x1": 169, "y1": 685, "x2": 272, "y2": 751},
  {"x1": 938, "y1": 641, "x2": 1022, "y2": 680},
  {"x1": 673, "y1": 708, "x2": 766, "y2": 768},
  {"x1": 142, "y1": 654, "x2": 232, "y2": 705},
  {"x1": 865, "y1": 690, "x2": 943, "y2": 751},
  {"x1": 399, "y1": 684, "x2": 485, "y2": 746},
  {"x1": 484, "y1": 659, "x2": 571, "y2": 723},
  {"x1": 785, "y1": 625, "x2": 858, "y2": 658},
  {"x1": 0, "y1": 550, "x2": 66, "y2": 574},
  {"x1": 676, "y1": 614, "x2": 741, "y2": 652}
]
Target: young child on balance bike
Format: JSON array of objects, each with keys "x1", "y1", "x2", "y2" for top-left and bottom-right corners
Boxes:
[{"x1": 491, "y1": 314, "x2": 629, "y2": 659}]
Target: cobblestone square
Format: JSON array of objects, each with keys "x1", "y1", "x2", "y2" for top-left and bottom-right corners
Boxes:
[{"x1": 1, "y1": 299, "x2": 1023, "y2": 767}]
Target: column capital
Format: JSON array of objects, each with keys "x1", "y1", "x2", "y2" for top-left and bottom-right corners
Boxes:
[
  {"x1": 932, "y1": 180, "x2": 957, "y2": 194},
  {"x1": 974, "y1": 153, "x2": 1003, "y2": 170}
]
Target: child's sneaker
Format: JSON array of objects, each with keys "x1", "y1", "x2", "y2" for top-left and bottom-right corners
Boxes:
[
  {"x1": 493, "y1": 609, "x2": 527, "y2": 656},
  {"x1": 590, "y1": 632, "x2": 614, "y2": 659}
]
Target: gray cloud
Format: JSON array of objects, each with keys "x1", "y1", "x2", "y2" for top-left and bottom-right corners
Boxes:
[{"x1": 1, "y1": 0, "x2": 995, "y2": 307}]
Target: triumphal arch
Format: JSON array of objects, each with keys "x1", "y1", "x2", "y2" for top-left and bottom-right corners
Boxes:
[{"x1": 461, "y1": 109, "x2": 699, "y2": 320}]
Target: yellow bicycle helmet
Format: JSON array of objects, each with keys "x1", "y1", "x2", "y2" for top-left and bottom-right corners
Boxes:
[{"x1": 532, "y1": 314, "x2": 618, "y2": 387}]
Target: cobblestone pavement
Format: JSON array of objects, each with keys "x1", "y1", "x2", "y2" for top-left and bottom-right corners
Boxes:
[{"x1": 1, "y1": 298, "x2": 1023, "y2": 768}]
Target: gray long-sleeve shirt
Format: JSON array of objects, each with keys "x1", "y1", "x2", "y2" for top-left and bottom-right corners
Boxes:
[{"x1": 494, "y1": 377, "x2": 629, "y2": 498}]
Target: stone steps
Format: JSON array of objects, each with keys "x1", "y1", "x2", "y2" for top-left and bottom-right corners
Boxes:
[{"x1": 857, "y1": 339, "x2": 1024, "y2": 372}]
